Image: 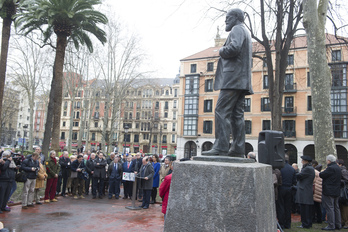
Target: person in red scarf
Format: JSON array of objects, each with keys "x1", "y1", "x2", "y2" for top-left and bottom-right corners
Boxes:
[
  {"x1": 159, "y1": 173, "x2": 172, "y2": 219},
  {"x1": 44, "y1": 151, "x2": 60, "y2": 203}
]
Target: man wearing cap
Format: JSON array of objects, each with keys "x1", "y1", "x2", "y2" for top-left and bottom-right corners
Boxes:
[
  {"x1": 320, "y1": 154, "x2": 342, "y2": 230},
  {"x1": 296, "y1": 155, "x2": 315, "y2": 229}
]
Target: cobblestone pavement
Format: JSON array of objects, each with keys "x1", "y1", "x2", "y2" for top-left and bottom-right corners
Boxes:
[{"x1": 0, "y1": 194, "x2": 164, "y2": 232}]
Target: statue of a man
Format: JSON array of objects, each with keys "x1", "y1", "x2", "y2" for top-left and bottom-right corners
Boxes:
[{"x1": 202, "y1": 8, "x2": 253, "y2": 157}]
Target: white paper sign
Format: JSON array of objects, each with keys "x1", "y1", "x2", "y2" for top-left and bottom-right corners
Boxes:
[{"x1": 123, "y1": 172, "x2": 135, "y2": 181}]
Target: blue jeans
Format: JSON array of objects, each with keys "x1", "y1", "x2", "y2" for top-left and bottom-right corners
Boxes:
[{"x1": 8, "y1": 180, "x2": 16, "y2": 202}]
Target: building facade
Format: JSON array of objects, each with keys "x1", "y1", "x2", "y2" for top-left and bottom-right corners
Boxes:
[{"x1": 177, "y1": 34, "x2": 348, "y2": 165}]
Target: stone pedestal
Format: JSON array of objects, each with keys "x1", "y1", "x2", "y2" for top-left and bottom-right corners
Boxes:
[{"x1": 164, "y1": 160, "x2": 276, "y2": 232}]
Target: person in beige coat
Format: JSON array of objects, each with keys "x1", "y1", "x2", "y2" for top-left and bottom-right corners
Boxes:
[
  {"x1": 312, "y1": 160, "x2": 323, "y2": 223},
  {"x1": 34, "y1": 157, "x2": 47, "y2": 205},
  {"x1": 159, "y1": 157, "x2": 171, "y2": 184}
]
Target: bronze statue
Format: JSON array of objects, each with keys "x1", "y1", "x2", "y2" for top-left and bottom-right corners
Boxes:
[{"x1": 202, "y1": 8, "x2": 253, "y2": 157}]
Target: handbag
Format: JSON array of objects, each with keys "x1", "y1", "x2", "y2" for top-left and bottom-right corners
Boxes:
[
  {"x1": 70, "y1": 171, "x2": 78, "y2": 178},
  {"x1": 339, "y1": 182, "x2": 348, "y2": 205},
  {"x1": 82, "y1": 170, "x2": 89, "y2": 180},
  {"x1": 15, "y1": 171, "x2": 28, "y2": 182}
]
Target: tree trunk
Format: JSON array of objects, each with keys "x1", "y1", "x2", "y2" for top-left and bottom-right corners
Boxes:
[
  {"x1": 68, "y1": 94, "x2": 75, "y2": 154},
  {"x1": 0, "y1": 18, "x2": 12, "y2": 132},
  {"x1": 303, "y1": 0, "x2": 336, "y2": 165},
  {"x1": 51, "y1": 35, "x2": 67, "y2": 154},
  {"x1": 29, "y1": 89, "x2": 35, "y2": 150}
]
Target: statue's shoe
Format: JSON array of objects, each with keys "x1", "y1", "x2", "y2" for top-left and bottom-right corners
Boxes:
[
  {"x1": 202, "y1": 149, "x2": 226, "y2": 156},
  {"x1": 227, "y1": 150, "x2": 244, "y2": 158}
]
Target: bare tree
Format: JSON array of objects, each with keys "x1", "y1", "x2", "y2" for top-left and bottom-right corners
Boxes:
[
  {"x1": 8, "y1": 34, "x2": 51, "y2": 150},
  {"x1": 302, "y1": 0, "x2": 336, "y2": 164}
]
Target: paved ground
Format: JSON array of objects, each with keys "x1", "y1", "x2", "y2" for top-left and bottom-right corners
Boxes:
[{"x1": 0, "y1": 194, "x2": 164, "y2": 232}]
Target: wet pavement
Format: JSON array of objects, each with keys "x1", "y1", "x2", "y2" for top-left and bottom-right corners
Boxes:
[{"x1": 0, "y1": 194, "x2": 164, "y2": 232}]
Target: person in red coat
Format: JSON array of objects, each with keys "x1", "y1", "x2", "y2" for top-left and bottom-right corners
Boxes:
[{"x1": 159, "y1": 173, "x2": 172, "y2": 219}]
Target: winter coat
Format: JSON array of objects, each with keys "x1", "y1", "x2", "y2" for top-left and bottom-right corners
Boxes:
[
  {"x1": 340, "y1": 165, "x2": 348, "y2": 185},
  {"x1": 46, "y1": 156, "x2": 60, "y2": 179},
  {"x1": 313, "y1": 169, "x2": 322, "y2": 203},
  {"x1": 21, "y1": 157, "x2": 40, "y2": 179},
  {"x1": 296, "y1": 163, "x2": 315, "y2": 205},
  {"x1": 93, "y1": 157, "x2": 107, "y2": 178},
  {"x1": 152, "y1": 162, "x2": 160, "y2": 188},
  {"x1": 159, "y1": 164, "x2": 170, "y2": 183},
  {"x1": 159, "y1": 173, "x2": 172, "y2": 215},
  {"x1": 138, "y1": 163, "x2": 154, "y2": 190},
  {"x1": 320, "y1": 162, "x2": 342, "y2": 197},
  {"x1": 108, "y1": 161, "x2": 123, "y2": 180},
  {"x1": 71, "y1": 160, "x2": 86, "y2": 180},
  {"x1": 35, "y1": 162, "x2": 47, "y2": 189},
  {"x1": 0, "y1": 160, "x2": 15, "y2": 181}
]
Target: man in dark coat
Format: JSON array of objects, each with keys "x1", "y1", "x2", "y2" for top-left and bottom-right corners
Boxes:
[
  {"x1": 71, "y1": 155, "x2": 86, "y2": 199},
  {"x1": 21, "y1": 152, "x2": 40, "y2": 208},
  {"x1": 59, "y1": 151, "x2": 71, "y2": 197},
  {"x1": 132, "y1": 152, "x2": 143, "y2": 200},
  {"x1": 202, "y1": 8, "x2": 253, "y2": 157},
  {"x1": 278, "y1": 154, "x2": 296, "y2": 229},
  {"x1": 93, "y1": 152, "x2": 107, "y2": 199},
  {"x1": 0, "y1": 151, "x2": 15, "y2": 213},
  {"x1": 138, "y1": 157, "x2": 154, "y2": 209},
  {"x1": 107, "y1": 156, "x2": 122, "y2": 199},
  {"x1": 122, "y1": 155, "x2": 133, "y2": 199},
  {"x1": 85, "y1": 153, "x2": 96, "y2": 196},
  {"x1": 320, "y1": 154, "x2": 342, "y2": 230},
  {"x1": 296, "y1": 155, "x2": 315, "y2": 229}
]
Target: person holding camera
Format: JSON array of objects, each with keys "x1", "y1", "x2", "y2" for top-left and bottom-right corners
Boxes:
[
  {"x1": 44, "y1": 151, "x2": 60, "y2": 203},
  {"x1": 0, "y1": 151, "x2": 15, "y2": 213},
  {"x1": 21, "y1": 152, "x2": 40, "y2": 209},
  {"x1": 71, "y1": 155, "x2": 86, "y2": 199}
]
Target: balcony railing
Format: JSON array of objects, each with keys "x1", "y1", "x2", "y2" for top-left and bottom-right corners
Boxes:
[
  {"x1": 283, "y1": 131, "x2": 296, "y2": 138},
  {"x1": 282, "y1": 106, "x2": 297, "y2": 116},
  {"x1": 284, "y1": 83, "x2": 297, "y2": 93}
]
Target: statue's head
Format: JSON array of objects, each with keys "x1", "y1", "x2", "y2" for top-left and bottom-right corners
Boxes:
[{"x1": 225, "y1": 8, "x2": 244, "y2": 32}]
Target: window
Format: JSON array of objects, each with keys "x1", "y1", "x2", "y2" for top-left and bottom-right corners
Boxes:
[
  {"x1": 61, "y1": 132, "x2": 65, "y2": 140},
  {"x1": 203, "y1": 121, "x2": 213, "y2": 134},
  {"x1": 164, "y1": 124, "x2": 167, "y2": 129},
  {"x1": 174, "y1": 89, "x2": 178, "y2": 97},
  {"x1": 74, "y1": 121, "x2": 79, "y2": 127},
  {"x1": 164, "y1": 101, "x2": 168, "y2": 110},
  {"x1": 63, "y1": 121, "x2": 66, "y2": 127},
  {"x1": 284, "y1": 97, "x2": 294, "y2": 112},
  {"x1": 263, "y1": 59, "x2": 267, "y2": 68},
  {"x1": 91, "y1": 133, "x2": 96, "y2": 141},
  {"x1": 207, "y1": 62, "x2": 214, "y2": 72},
  {"x1": 134, "y1": 134, "x2": 139, "y2": 143},
  {"x1": 184, "y1": 96, "x2": 198, "y2": 115},
  {"x1": 205, "y1": 79, "x2": 213, "y2": 92},
  {"x1": 136, "y1": 123, "x2": 139, "y2": 129},
  {"x1": 287, "y1": 54, "x2": 294, "y2": 65},
  {"x1": 307, "y1": 72, "x2": 311, "y2": 87},
  {"x1": 331, "y1": 89, "x2": 347, "y2": 113},
  {"x1": 95, "y1": 122, "x2": 98, "y2": 127},
  {"x1": 307, "y1": 96, "x2": 312, "y2": 111},
  {"x1": 162, "y1": 135, "x2": 167, "y2": 143},
  {"x1": 244, "y1": 98, "x2": 251, "y2": 112},
  {"x1": 63, "y1": 111, "x2": 67, "y2": 116},
  {"x1": 183, "y1": 117, "x2": 197, "y2": 136},
  {"x1": 331, "y1": 64, "x2": 347, "y2": 87},
  {"x1": 165, "y1": 90, "x2": 169, "y2": 95},
  {"x1": 72, "y1": 132, "x2": 78, "y2": 140},
  {"x1": 129, "y1": 113, "x2": 132, "y2": 119},
  {"x1": 64, "y1": 101, "x2": 68, "y2": 109},
  {"x1": 173, "y1": 111, "x2": 177, "y2": 119},
  {"x1": 261, "y1": 98, "x2": 271, "y2": 111},
  {"x1": 262, "y1": 120, "x2": 271, "y2": 130},
  {"x1": 27, "y1": 116, "x2": 29, "y2": 120},
  {"x1": 204, "y1": 100, "x2": 213, "y2": 112},
  {"x1": 263, "y1": 75, "x2": 269, "y2": 89},
  {"x1": 96, "y1": 102, "x2": 99, "y2": 110},
  {"x1": 332, "y1": 115, "x2": 348, "y2": 138},
  {"x1": 332, "y1": 50, "x2": 341, "y2": 62},
  {"x1": 172, "y1": 123, "x2": 176, "y2": 132},
  {"x1": 305, "y1": 120, "x2": 313, "y2": 135},
  {"x1": 153, "y1": 135, "x2": 158, "y2": 143},
  {"x1": 124, "y1": 123, "x2": 132, "y2": 129},
  {"x1": 172, "y1": 134, "x2": 176, "y2": 143},
  {"x1": 124, "y1": 134, "x2": 131, "y2": 142},
  {"x1": 285, "y1": 74, "x2": 294, "y2": 91},
  {"x1": 245, "y1": 120, "x2": 252, "y2": 134},
  {"x1": 173, "y1": 100, "x2": 177, "y2": 109},
  {"x1": 124, "y1": 112, "x2": 128, "y2": 119},
  {"x1": 283, "y1": 120, "x2": 296, "y2": 138},
  {"x1": 190, "y1": 64, "x2": 197, "y2": 73},
  {"x1": 94, "y1": 112, "x2": 99, "y2": 119},
  {"x1": 185, "y1": 76, "x2": 199, "y2": 95},
  {"x1": 164, "y1": 112, "x2": 168, "y2": 118}
]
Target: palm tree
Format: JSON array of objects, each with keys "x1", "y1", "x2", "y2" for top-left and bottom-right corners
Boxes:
[
  {"x1": 16, "y1": 0, "x2": 107, "y2": 155},
  {"x1": 0, "y1": 0, "x2": 19, "y2": 130}
]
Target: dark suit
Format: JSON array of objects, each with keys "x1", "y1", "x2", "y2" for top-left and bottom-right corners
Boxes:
[
  {"x1": 122, "y1": 160, "x2": 133, "y2": 198},
  {"x1": 86, "y1": 158, "x2": 96, "y2": 195},
  {"x1": 320, "y1": 162, "x2": 342, "y2": 229},
  {"x1": 107, "y1": 161, "x2": 122, "y2": 199},
  {"x1": 139, "y1": 163, "x2": 154, "y2": 208},
  {"x1": 59, "y1": 157, "x2": 71, "y2": 196},
  {"x1": 296, "y1": 164, "x2": 315, "y2": 228},
  {"x1": 211, "y1": 22, "x2": 253, "y2": 155},
  {"x1": 93, "y1": 158, "x2": 106, "y2": 197},
  {"x1": 132, "y1": 158, "x2": 143, "y2": 199}
]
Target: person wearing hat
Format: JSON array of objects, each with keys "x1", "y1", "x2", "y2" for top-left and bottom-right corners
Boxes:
[
  {"x1": 319, "y1": 154, "x2": 342, "y2": 230},
  {"x1": 296, "y1": 155, "x2": 315, "y2": 229}
]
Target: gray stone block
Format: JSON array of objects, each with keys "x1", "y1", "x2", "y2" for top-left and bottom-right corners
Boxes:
[{"x1": 164, "y1": 160, "x2": 276, "y2": 232}]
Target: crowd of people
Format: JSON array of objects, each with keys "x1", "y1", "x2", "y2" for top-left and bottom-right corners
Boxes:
[
  {"x1": 0, "y1": 147, "x2": 174, "y2": 215},
  {"x1": 270, "y1": 151, "x2": 348, "y2": 231}
]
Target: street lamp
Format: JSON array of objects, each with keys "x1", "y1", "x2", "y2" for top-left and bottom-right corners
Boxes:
[
  {"x1": 124, "y1": 125, "x2": 129, "y2": 154},
  {"x1": 22, "y1": 125, "x2": 28, "y2": 154}
]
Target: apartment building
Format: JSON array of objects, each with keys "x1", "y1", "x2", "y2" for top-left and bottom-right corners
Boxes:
[{"x1": 177, "y1": 34, "x2": 348, "y2": 164}]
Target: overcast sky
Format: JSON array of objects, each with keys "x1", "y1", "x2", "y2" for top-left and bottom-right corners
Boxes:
[{"x1": 105, "y1": 0, "x2": 223, "y2": 79}]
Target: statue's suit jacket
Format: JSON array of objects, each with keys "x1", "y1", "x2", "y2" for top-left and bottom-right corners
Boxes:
[{"x1": 214, "y1": 23, "x2": 253, "y2": 95}]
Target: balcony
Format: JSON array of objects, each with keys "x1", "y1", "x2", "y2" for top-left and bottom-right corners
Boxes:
[
  {"x1": 284, "y1": 83, "x2": 297, "y2": 93},
  {"x1": 282, "y1": 107, "x2": 297, "y2": 117},
  {"x1": 283, "y1": 131, "x2": 296, "y2": 138}
]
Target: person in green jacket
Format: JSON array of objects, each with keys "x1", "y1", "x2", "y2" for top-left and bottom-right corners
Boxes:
[{"x1": 44, "y1": 151, "x2": 60, "y2": 203}]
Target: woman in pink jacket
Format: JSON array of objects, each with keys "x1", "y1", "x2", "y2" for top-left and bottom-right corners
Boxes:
[
  {"x1": 312, "y1": 161, "x2": 323, "y2": 223},
  {"x1": 159, "y1": 173, "x2": 172, "y2": 219}
]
